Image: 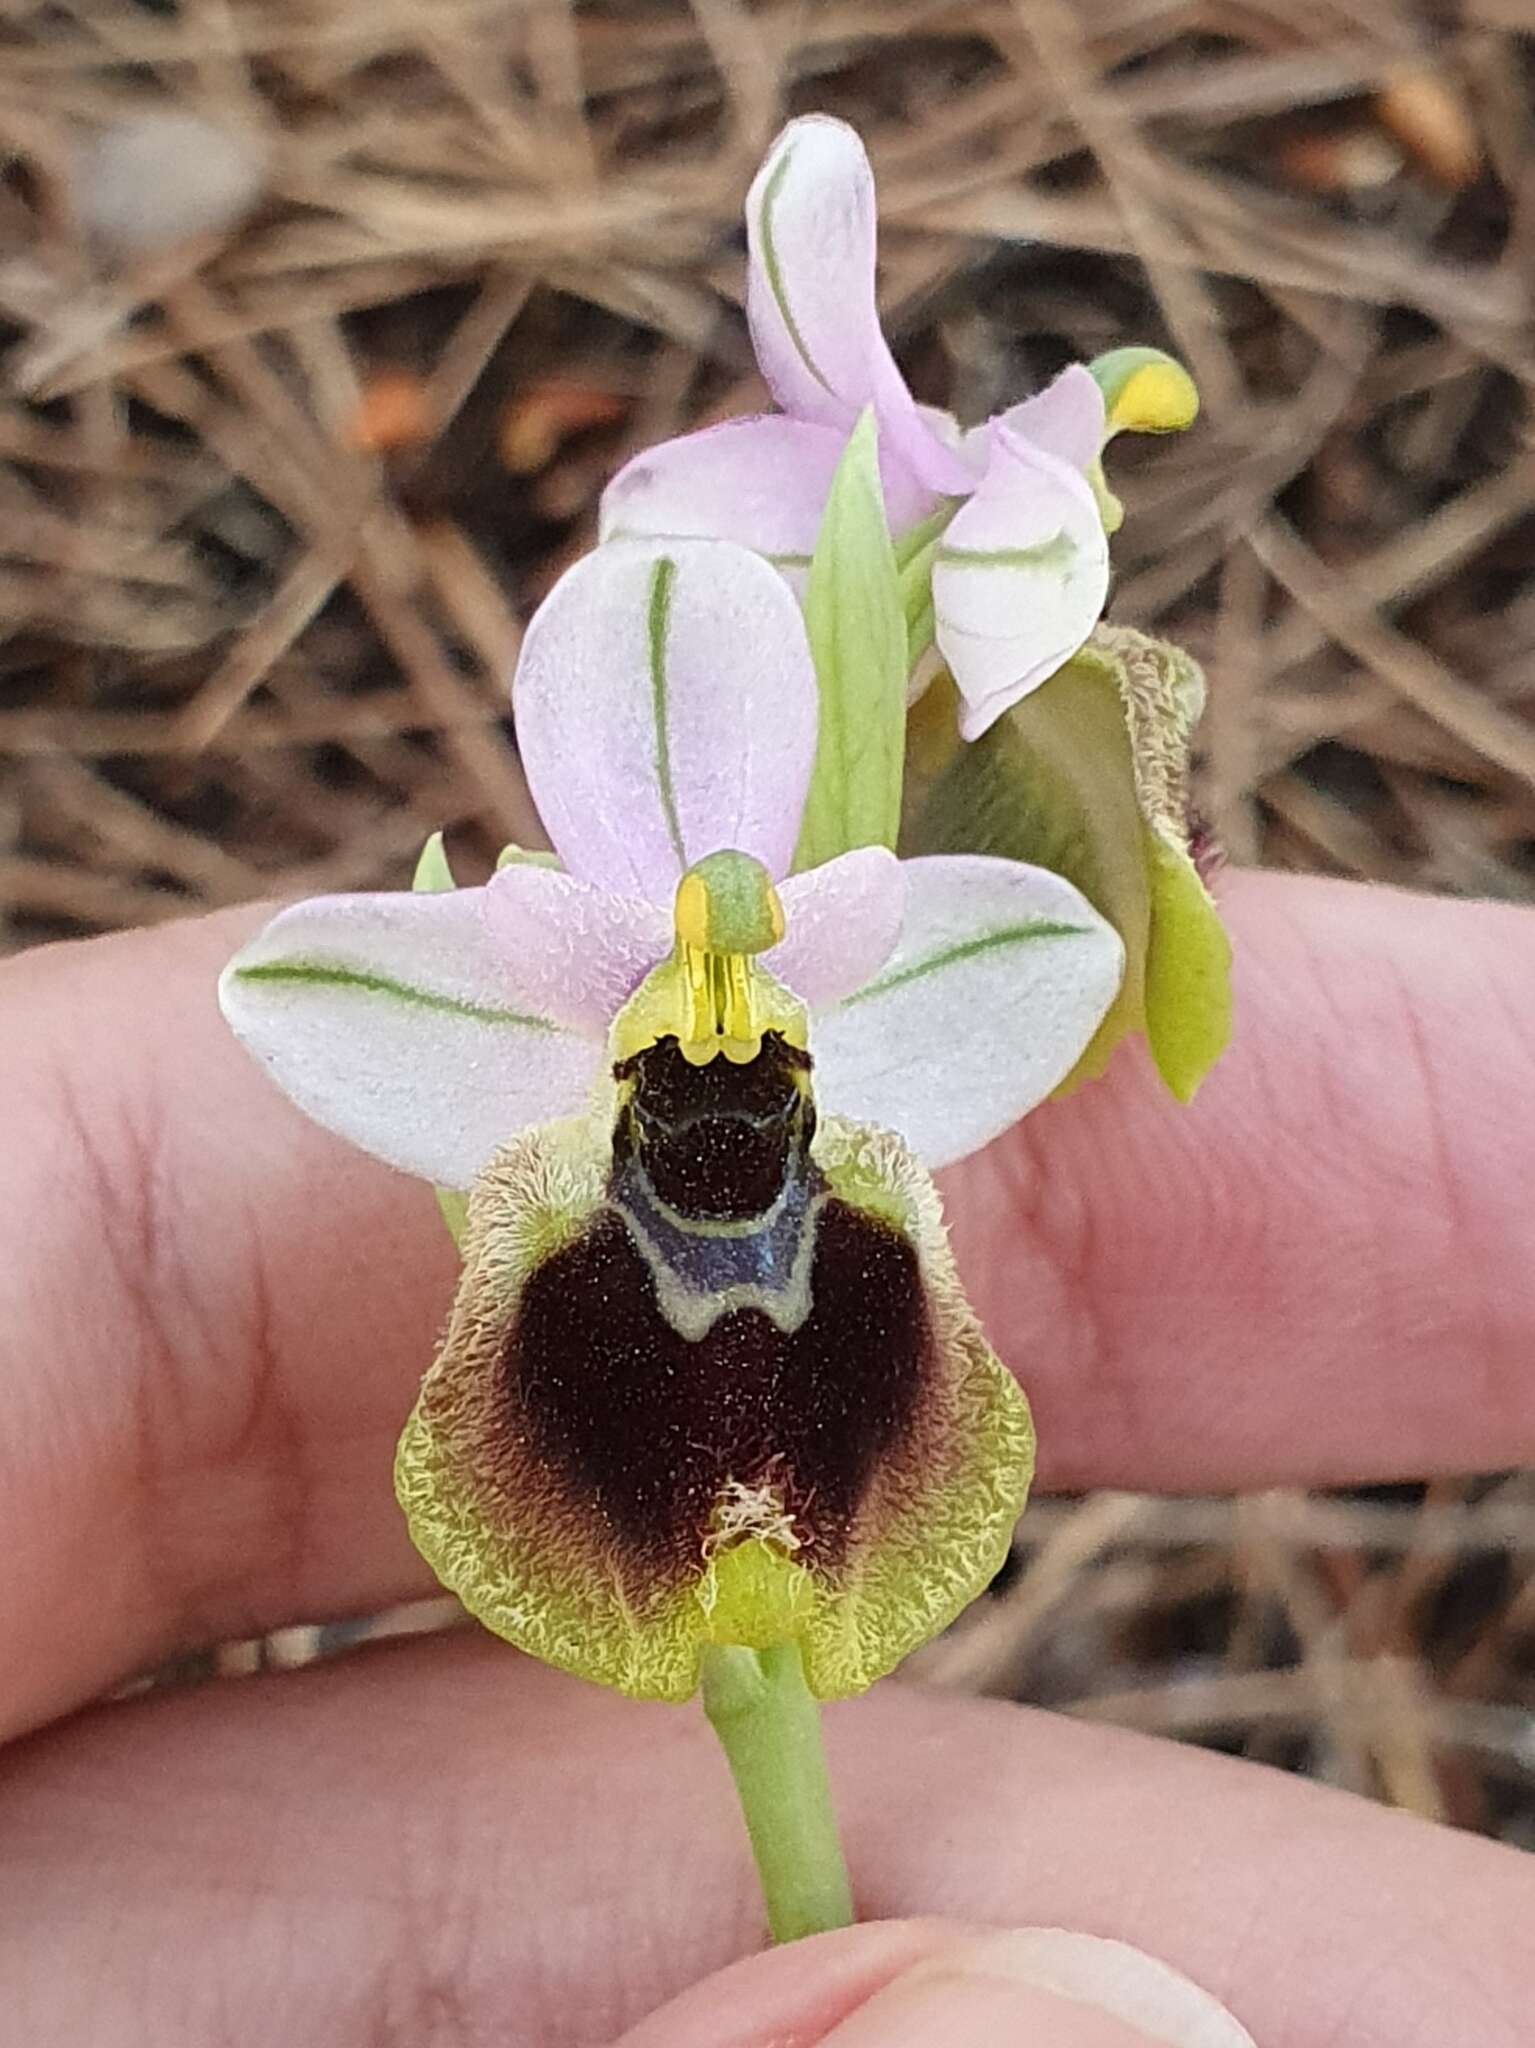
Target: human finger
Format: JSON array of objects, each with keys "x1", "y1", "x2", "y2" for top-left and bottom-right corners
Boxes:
[
  {"x1": 614, "y1": 1922, "x2": 1249, "y2": 2046},
  {"x1": 0, "y1": 1635, "x2": 1528, "y2": 2046},
  {"x1": 2, "y1": 871, "x2": 1533, "y2": 1737},
  {"x1": 948, "y1": 867, "x2": 1535, "y2": 1492}
]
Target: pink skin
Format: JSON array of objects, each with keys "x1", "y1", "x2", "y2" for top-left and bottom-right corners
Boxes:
[{"x1": 2, "y1": 869, "x2": 1534, "y2": 2042}]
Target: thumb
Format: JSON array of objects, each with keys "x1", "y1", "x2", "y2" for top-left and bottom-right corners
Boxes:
[{"x1": 613, "y1": 1920, "x2": 1255, "y2": 2046}]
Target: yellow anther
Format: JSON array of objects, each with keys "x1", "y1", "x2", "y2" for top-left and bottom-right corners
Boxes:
[
  {"x1": 675, "y1": 849, "x2": 785, "y2": 955},
  {"x1": 679, "y1": 942, "x2": 762, "y2": 1063},
  {"x1": 1089, "y1": 347, "x2": 1200, "y2": 442},
  {"x1": 610, "y1": 855, "x2": 807, "y2": 1069},
  {"x1": 1110, "y1": 359, "x2": 1199, "y2": 435},
  {"x1": 667, "y1": 852, "x2": 787, "y2": 1064},
  {"x1": 674, "y1": 869, "x2": 713, "y2": 954}
]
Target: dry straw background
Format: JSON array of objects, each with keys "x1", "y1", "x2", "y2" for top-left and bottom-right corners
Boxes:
[{"x1": 3, "y1": 0, "x2": 1535, "y2": 1844}]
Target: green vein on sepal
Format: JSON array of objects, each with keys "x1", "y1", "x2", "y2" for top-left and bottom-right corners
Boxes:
[
  {"x1": 231, "y1": 961, "x2": 558, "y2": 1033},
  {"x1": 845, "y1": 921, "x2": 1089, "y2": 1005},
  {"x1": 758, "y1": 145, "x2": 834, "y2": 395},
  {"x1": 647, "y1": 554, "x2": 688, "y2": 868},
  {"x1": 933, "y1": 533, "x2": 1075, "y2": 574}
]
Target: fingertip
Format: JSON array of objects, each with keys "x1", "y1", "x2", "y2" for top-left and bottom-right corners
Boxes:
[
  {"x1": 816, "y1": 1958, "x2": 1160, "y2": 2045},
  {"x1": 609, "y1": 1920, "x2": 946, "y2": 2046},
  {"x1": 610, "y1": 1922, "x2": 1252, "y2": 2047}
]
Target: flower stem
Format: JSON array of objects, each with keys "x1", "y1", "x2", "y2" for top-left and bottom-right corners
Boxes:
[{"x1": 701, "y1": 1641, "x2": 854, "y2": 1943}]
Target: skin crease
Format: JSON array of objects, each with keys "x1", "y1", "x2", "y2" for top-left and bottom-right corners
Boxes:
[{"x1": 0, "y1": 868, "x2": 1532, "y2": 2043}]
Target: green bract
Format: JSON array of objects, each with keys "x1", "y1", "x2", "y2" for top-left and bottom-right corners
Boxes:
[
  {"x1": 906, "y1": 626, "x2": 1231, "y2": 1101},
  {"x1": 793, "y1": 409, "x2": 909, "y2": 870},
  {"x1": 411, "y1": 829, "x2": 456, "y2": 895}
]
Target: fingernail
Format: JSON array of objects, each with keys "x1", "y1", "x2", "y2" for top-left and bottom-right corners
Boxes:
[
  {"x1": 820, "y1": 1929, "x2": 1254, "y2": 2047},
  {"x1": 819, "y1": 1958, "x2": 1155, "y2": 2046}
]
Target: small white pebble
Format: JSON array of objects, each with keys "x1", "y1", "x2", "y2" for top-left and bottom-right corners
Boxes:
[{"x1": 73, "y1": 109, "x2": 269, "y2": 258}]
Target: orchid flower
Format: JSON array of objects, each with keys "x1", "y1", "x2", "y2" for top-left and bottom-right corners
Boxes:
[
  {"x1": 600, "y1": 115, "x2": 1197, "y2": 742},
  {"x1": 220, "y1": 534, "x2": 1124, "y2": 1710},
  {"x1": 598, "y1": 113, "x2": 1226, "y2": 1102}
]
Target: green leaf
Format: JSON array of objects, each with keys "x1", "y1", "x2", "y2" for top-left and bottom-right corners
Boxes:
[
  {"x1": 412, "y1": 830, "x2": 456, "y2": 893},
  {"x1": 1142, "y1": 830, "x2": 1232, "y2": 1102},
  {"x1": 793, "y1": 408, "x2": 908, "y2": 870}
]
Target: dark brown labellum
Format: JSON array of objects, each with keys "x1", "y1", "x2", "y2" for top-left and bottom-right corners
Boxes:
[{"x1": 499, "y1": 1032, "x2": 932, "y2": 1602}]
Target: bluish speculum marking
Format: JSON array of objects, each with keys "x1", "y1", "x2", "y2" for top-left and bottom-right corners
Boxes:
[{"x1": 612, "y1": 1033, "x2": 822, "y2": 1337}]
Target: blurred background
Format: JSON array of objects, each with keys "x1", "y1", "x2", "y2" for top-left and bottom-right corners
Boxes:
[{"x1": 3, "y1": 1, "x2": 1533, "y2": 1844}]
